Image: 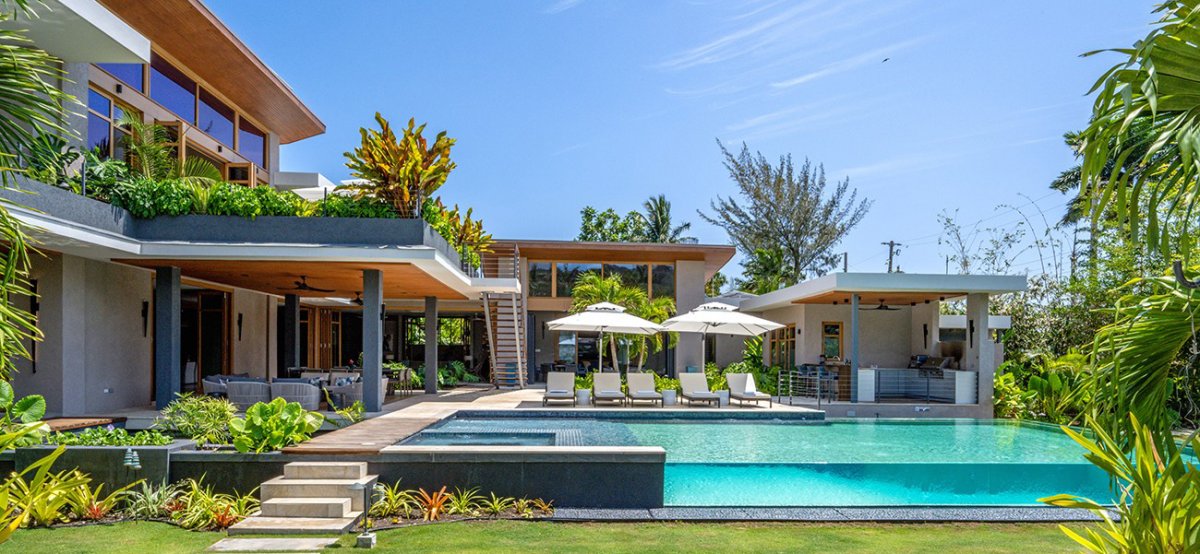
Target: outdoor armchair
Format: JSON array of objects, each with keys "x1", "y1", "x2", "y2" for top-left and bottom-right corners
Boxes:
[
  {"x1": 592, "y1": 372, "x2": 626, "y2": 406},
  {"x1": 327, "y1": 377, "x2": 389, "y2": 410},
  {"x1": 543, "y1": 372, "x2": 576, "y2": 406},
  {"x1": 727, "y1": 373, "x2": 772, "y2": 408},
  {"x1": 270, "y1": 381, "x2": 321, "y2": 411},
  {"x1": 227, "y1": 380, "x2": 271, "y2": 410},
  {"x1": 679, "y1": 373, "x2": 720, "y2": 407},
  {"x1": 625, "y1": 373, "x2": 662, "y2": 407}
]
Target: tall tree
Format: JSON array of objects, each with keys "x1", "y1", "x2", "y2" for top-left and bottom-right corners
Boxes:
[
  {"x1": 0, "y1": 0, "x2": 61, "y2": 381},
  {"x1": 705, "y1": 272, "x2": 727, "y2": 297},
  {"x1": 642, "y1": 194, "x2": 696, "y2": 244},
  {"x1": 701, "y1": 141, "x2": 871, "y2": 280},
  {"x1": 576, "y1": 206, "x2": 646, "y2": 242},
  {"x1": 734, "y1": 248, "x2": 795, "y2": 294},
  {"x1": 568, "y1": 273, "x2": 645, "y2": 370}
]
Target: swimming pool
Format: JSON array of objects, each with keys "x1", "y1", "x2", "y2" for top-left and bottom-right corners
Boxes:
[{"x1": 404, "y1": 417, "x2": 1115, "y2": 507}]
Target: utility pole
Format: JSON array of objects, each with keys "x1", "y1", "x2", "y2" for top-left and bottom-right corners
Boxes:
[{"x1": 881, "y1": 241, "x2": 903, "y2": 273}]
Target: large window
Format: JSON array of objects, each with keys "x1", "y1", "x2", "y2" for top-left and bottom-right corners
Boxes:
[
  {"x1": 96, "y1": 63, "x2": 144, "y2": 92},
  {"x1": 238, "y1": 118, "x2": 266, "y2": 168},
  {"x1": 555, "y1": 263, "x2": 601, "y2": 297},
  {"x1": 768, "y1": 324, "x2": 796, "y2": 368},
  {"x1": 527, "y1": 262, "x2": 552, "y2": 297},
  {"x1": 651, "y1": 264, "x2": 675, "y2": 299},
  {"x1": 822, "y1": 322, "x2": 843, "y2": 359},
  {"x1": 86, "y1": 88, "x2": 134, "y2": 159},
  {"x1": 198, "y1": 88, "x2": 235, "y2": 147},
  {"x1": 150, "y1": 53, "x2": 196, "y2": 123},
  {"x1": 603, "y1": 263, "x2": 648, "y2": 289}
]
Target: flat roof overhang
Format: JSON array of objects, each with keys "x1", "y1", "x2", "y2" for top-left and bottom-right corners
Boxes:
[
  {"x1": 493, "y1": 239, "x2": 736, "y2": 280},
  {"x1": 97, "y1": 0, "x2": 324, "y2": 143},
  {"x1": 1, "y1": 0, "x2": 150, "y2": 63},
  {"x1": 739, "y1": 273, "x2": 1028, "y2": 312}
]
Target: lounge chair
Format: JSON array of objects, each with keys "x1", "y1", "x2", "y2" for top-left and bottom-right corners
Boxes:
[
  {"x1": 271, "y1": 381, "x2": 321, "y2": 411},
  {"x1": 227, "y1": 380, "x2": 271, "y2": 410},
  {"x1": 679, "y1": 373, "x2": 720, "y2": 407},
  {"x1": 542, "y1": 372, "x2": 576, "y2": 406},
  {"x1": 592, "y1": 373, "x2": 626, "y2": 406},
  {"x1": 727, "y1": 373, "x2": 772, "y2": 408},
  {"x1": 625, "y1": 373, "x2": 662, "y2": 407}
]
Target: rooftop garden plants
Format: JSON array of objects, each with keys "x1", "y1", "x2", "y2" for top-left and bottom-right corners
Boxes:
[{"x1": 47, "y1": 426, "x2": 172, "y2": 447}]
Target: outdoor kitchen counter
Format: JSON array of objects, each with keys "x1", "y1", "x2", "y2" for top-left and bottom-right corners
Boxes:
[{"x1": 857, "y1": 367, "x2": 977, "y2": 404}]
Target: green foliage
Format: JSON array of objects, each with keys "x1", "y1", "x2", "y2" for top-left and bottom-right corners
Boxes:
[
  {"x1": 574, "y1": 373, "x2": 593, "y2": 391},
  {"x1": 735, "y1": 247, "x2": 795, "y2": 294},
  {"x1": 76, "y1": 149, "x2": 130, "y2": 202},
  {"x1": 703, "y1": 362, "x2": 728, "y2": 392},
  {"x1": 993, "y1": 371, "x2": 1035, "y2": 419},
  {"x1": 705, "y1": 271, "x2": 728, "y2": 296},
  {"x1": 317, "y1": 193, "x2": 396, "y2": 218},
  {"x1": 447, "y1": 486, "x2": 483, "y2": 516},
  {"x1": 228, "y1": 398, "x2": 324, "y2": 453},
  {"x1": 576, "y1": 206, "x2": 647, "y2": 242},
  {"x1": 1041, "y1": 414, "x2": 1200, "y2": 552},
  {"x1": 65, "y1": 475, "x2": 139, "y2": 521},
  {"x1": 123, "y1": 481, "x2": 180, "y2": 520},
  {"x1": 22, "y1": 132, "x2": 78, "y2": 186},
  {"x1": 109, "y1": 177, "x2": 192, "y2": 217},
  {"x1": 171, "y1": 478, "x2": 259, "y2": 530},
  {"x1": 324, "y1": 390, "x2": 365, "y2": 428},
  {"x1": 0, "y1": 381, "x2": 47, "y2": 447},
  {"x1": 6, "y1": 447, "x2": 90, "y2": 528},
  {"x1": 653, "y1": 374, "x2": 680, "y2": 393},
  {"x1": 569, "y1": 272, "x2": 676, "y2": 371},
  {"x1": 155, "y1": 393, "x2": 237, "y2": 446},
  {"x1": 342, "y1": 112, "x2": 456, "y2": 218},
  {"x1": 370, "y1": 481, "x2": 417, "y2": 519},
  {"x1": 991, "y1": 353, "x2": 1090, "y2": 425},
  {"x1": 480, "y1": 492, "x2": 513, "y2": 517},
  {"x1": 424, "y1": 199, "x2": 493, "y2": 269},
  {"x1": 47, "y1": 426, "x2": 171, "y2": 447}
]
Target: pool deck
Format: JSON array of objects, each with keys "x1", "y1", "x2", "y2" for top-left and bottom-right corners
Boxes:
[
  {"x1": 284, "y1": 385, "x2": 823, "y2": 455},
  {"x1": 553, "y1": 506, "x2": 1107, "y2": 522}
]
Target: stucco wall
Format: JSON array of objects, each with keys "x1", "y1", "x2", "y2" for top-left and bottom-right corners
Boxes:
[
  {"x1": 673, "y1": 260, "x2": 706, "y2": 373},
  {"x1": 759, "y1": 303, "x2": 913, "y2": 368},
  {"x1": 13, "y1": 253, "x2": 152, "y2": 416},
  {"x1": 231, "y1": 289, "x2": 274, "y2": 378}
]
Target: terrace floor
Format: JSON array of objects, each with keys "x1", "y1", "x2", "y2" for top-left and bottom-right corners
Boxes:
[{"x1": 284, "y1": 384, "x2": 823, "y2": 455}]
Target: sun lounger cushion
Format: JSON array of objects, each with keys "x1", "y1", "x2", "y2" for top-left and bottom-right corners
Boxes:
[{"x1": 547, "y1": 389, "x2": 571, "y2": 395}]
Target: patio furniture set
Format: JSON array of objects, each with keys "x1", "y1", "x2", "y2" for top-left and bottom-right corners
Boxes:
[
  {"x1": 542, "y1": 371, "x2": 773, "y2": 408},
  {"x1": 201, "y1": 372, "x2": 390, "y2": 411}
]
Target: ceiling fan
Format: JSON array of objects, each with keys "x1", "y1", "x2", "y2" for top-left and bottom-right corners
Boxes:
[
  {"x1": 351, "y1": 291, "x2": 364, "y2": 306},
  {"x1": 860, "y1": 299, "x2": 900, "y2": 311},
  {"x1": 282, "y1": 275, "x2": 334, "y2": 293}
]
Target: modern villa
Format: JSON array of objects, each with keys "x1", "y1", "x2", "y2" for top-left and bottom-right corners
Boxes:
[{"x1": 5, "y1": 0, "x2": 1025, "y2": 424}]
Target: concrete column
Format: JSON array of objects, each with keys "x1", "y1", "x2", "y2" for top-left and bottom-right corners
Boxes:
[
  {"x1": 850, "y1": 293, "x2": 860, "y2": 403},
  {"x1": 424, "y1": 296, "x2": 438, "y2": 394},
  {"x1": 673, "y1": 260, "x2": 706, "y2": 377},
  {"x1": 362, "y1": 270, "x2": 383, "y2": 412},
  {"x1": 61, "y1": 63, "x2": 89, "y2": 152},
  {"x1": 966, "y1": 293, "x2": 994, "y2": 411},
  {"x1": 154, "y1": 267, "x2": 181, "y2": 409},
  {"x1": 281, "y1": 294, "x2": 301, "y2": 376}
]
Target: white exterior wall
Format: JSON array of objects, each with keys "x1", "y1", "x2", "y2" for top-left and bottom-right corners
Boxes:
[
  {"x1": 910, "y1": 302, "x2": 941, "y2": 357},
  {"x1": 231, "y1": 289, "x2": 275, "y2": 378},
  {"x1": 761, "y1": 303, "x2": 913, "y2": 368},
  {"x1": 14, "y1": 253, "x2": 153, "y2": 416}
]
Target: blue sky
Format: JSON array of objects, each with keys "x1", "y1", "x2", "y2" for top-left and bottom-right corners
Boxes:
[{"x1": 210, "y1": 0, "x2": 1155, "y2": 276}]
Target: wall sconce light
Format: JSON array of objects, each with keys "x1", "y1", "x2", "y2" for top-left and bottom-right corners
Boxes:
[
  {"x1": 922, "y1": 323, "x2": 929, "y2": 349},
  {"x1": 380, "y1": 304, "x2": 387, "y2": 321},
  {"x1": 924, "y1": 299, "x2": 930, "y2": 304},
  {"x1": 141, "y1": 300, "x2": 150, "y2": 337},
  {"x1": 969, "y1": 319, "x2": 976, "y2": 346},
  {"x1": 237, "y1": 313, "x2": 243, "y2": 340},
  {"x1": 115, "y1": 83, "x2": 123, "y2": 94},
  {"x1": 217, "y1": 145, "x2": 223, "y2": 153}
]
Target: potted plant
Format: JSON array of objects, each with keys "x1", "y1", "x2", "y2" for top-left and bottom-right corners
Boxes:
[{"x1": 356, "y1": 517, "x2": 376, "y2": 548}]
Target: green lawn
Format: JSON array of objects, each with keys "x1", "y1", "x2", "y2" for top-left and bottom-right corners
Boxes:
[{"x1": 0, "y1": 520, "x2": 1080, "y2": 553}]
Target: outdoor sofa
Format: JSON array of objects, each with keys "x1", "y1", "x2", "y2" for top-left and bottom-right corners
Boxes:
[
  {"x1": 227, "y1": 380, "x2": 271, "y2": 410},
  {"x1": 270, "y1": 380, "x2": 321, "y2": 410},
  {"x1": 679, "y1": 373, "x2": 720, "y2": 407}
]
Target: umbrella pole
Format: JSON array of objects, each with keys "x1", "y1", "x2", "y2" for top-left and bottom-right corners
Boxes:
[{"x1": 598, "y1": 329, "x2": 603, "y2": 374}]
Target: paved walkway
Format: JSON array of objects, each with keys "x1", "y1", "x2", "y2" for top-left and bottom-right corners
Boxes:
[{"x1": 284, "y1": 385, "x2": 821, "y2": 455}]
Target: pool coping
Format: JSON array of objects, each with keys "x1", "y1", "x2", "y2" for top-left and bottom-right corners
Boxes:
[{"x1": 552, "y1": 506, "x2": 1108, "y2": 522}]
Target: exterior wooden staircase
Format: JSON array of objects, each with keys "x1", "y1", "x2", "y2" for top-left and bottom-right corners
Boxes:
[{"x1": 481, "y1": 243, "x2": 528, "y2": 388}]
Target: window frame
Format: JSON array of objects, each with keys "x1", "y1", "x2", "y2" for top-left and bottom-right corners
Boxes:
[{"x1": 86, "y1": 86, "x2": 137, "y2": 159}]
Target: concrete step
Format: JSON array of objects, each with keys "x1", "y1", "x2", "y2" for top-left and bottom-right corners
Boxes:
[
  {"x1": 283, "y1": 461, "x2": 367, "y2": 480},
  {"x1": 260, "y1": 497, "x2": 351, "y2": 518},
  {"x1": 260, "y1": 476, "x2": 377, "y2": 512},
  {"x1": 226, "y1": 512, "x2": 363, "y2": 536}
]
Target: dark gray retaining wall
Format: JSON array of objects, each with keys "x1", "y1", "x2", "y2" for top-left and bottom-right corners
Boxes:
[
  {"x1": 13, "y1": 440, "x2": 196, "y2": 489},
  {"x1": 169, "y1": 447, "x2": 666, "y2": 509}
]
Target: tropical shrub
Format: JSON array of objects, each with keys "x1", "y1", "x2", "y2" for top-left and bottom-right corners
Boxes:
[
  {"x1": 228, "y1": 398, "x2": 324, "y2": 453},
  {"x1": 415, "y1": 486, "x2": 450, "y2": 521},
  {"x1": 316, "y1": 193, "x2": 396, "y2": 218},
  {"x1": 47, "y1": 426, "x2": 172, "y2": 447},
  {"x1": 574, "y1": 373, "x2": 593, "y2": 391},
  {"x1": 110, "y1": 177, "x2": 194, "y2": 218},
  {"x1": 1041, "y1": 414, "x2": 1200, "y2": 552},
  {"x1": 703, "y1": 363, "x2": 728, "y2": 392},
  {"x1": 447, "y1": 486, "x2": 483, "y2": 516},
  {"x1": 654, "y1": 375, "x2": 680, "y2": 393},
  {"x1": 993, "y1": 372, "x2": 1034, "y2": 419},
  {"x1": 479, "y1": 492, "x2": 513, "y2": 517},
  {"x1": 156, "y1": 393, "x2": 237, "y2": 446},
  {"x1": 123, "y1": 481, "x2": 180, "y2": 520},
  {"x1": 22, "y1": 132, "x2": 78, "y2": 187},
  {"x1": 341, "y1": 113, "x2": 456, "y2": 218},
  {"x1": 370, "y1": 482, "x2": 416, "y2": 519},
  {"x1": 65, "y1": 475, "x2": 139, "y2": 521},
  {"x1": 6, "y1": 448, "x2": 91, "y2": 527},
  {"x1": 324, "y1": 390, "x2": 364, "y2": 428},
  {"x1": 0, "y1": 381, "x2": 47, "y2": 447},
  {"x1": 171, "y1": 478, "x2": 259, "y2": 530}
]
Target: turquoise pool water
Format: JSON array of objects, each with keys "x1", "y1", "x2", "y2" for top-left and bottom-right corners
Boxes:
[{"x1": 406, "y1": 418, "x2": 1116, "y2": 506}]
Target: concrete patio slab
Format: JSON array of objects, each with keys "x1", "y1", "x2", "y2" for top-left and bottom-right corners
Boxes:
[{"x1": 207, "y1": 537, "x2": 338, "y2": 551}]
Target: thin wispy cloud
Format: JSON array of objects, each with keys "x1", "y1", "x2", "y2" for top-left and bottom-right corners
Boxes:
[
  {"x1": 657, "y1": 1, "x2": 832, "y2": 71},
  {"x1": 839, "y1": 151, "x2": 958, "y2": 179},
  {"x1": 543, "y1": 0, "x2": 583, "y2": 15},
  {"x1": 770, "y1": 38, "x2": 926, "y2": 89}
]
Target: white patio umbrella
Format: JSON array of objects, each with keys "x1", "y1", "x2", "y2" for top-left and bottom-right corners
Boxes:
[
  {"x1": 545, "y1": 302, "x2": 664, "y2": 372},
  {"x1": 661, "y1": 301, "x2": 784, "y2": 370}
]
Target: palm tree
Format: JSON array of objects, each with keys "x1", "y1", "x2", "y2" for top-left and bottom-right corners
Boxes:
[
  {"x1": 735, "y1": 248, "x2": 795, "y2": 294},
  {"x1": 0, "y1": 0, "x2": 63, "y2": 381},
  {"x1": 642, "y1": 195, "x2": 696, "y2": 244},
  {"x1": 627, "y1": 295, "x2": 676, "y2": 372},
  {"x1": 118, "y1": 113, "x2": 221, "y2": 185},
  {"x1": 568, "y1": 272, "x2": 648, "y2": 371}
]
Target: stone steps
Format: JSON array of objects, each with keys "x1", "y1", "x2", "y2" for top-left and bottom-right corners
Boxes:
[{"x1": 229, "y1": 461, "x2": 377, "y2": 536}]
